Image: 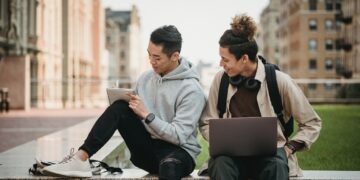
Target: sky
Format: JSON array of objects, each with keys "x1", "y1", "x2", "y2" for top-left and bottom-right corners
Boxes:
[{"x1": 102, "y1": 0, "x2": 269, "y2": 65}]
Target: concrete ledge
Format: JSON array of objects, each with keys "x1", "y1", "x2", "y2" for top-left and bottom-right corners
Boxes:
[
  {"x1": 0, "y1": 118, "x2": 359, "y2": 180},
  {"x1": 92, "y1": 169, "x2": 360, "y2": 180},
  {"x1": 0, "y1": 118, "x2": 123, "y2": 179}
]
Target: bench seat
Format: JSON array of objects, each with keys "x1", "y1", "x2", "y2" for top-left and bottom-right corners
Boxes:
[{"x1": 0, "y1": 118, "x2": 359, "y2": 180}]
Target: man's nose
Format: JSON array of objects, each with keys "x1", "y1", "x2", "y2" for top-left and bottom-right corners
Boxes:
[
  {"x1": 219, "y1": 60, "x2": 224, "y2": 67},
  {"x1": 149, "y1": 58, "x2": 156, "y2": 65}
]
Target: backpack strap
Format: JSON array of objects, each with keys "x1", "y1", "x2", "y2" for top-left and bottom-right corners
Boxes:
[
  {"x1": 264, "y1": 64, "x2": 290, "y2": 139},
  {"x1": 217, "y1": 72, "x2": 229, "y2": 118}
]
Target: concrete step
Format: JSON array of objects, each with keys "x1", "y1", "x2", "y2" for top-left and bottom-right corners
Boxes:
[
  {"x1": 0, "y1": 118, "x2": 123, "y2": 179},
  {"x1": 0, "y1": 117, "x2": 359, "y2": 179}
]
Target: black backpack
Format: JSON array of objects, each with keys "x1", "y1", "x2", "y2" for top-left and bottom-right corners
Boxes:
[{"x1": 217, "y1": 55, "x2": 294, "y2": 139}]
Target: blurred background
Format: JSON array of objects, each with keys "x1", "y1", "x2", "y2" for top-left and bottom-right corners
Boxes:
[
  {"x1": 0, "y1": 0, "x2": 359, "y2": 111},
  {"x1": 0, "y1": 0, "x2": 360, "y2": 110},
  {"x1": 0, "y1": 0, "x2": 359, "y2": 171}
]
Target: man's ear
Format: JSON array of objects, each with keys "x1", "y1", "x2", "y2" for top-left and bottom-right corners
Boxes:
[
  {"x1": 170, "y1": 52, "x2": 180, "y2": 62},
  {"x1": 241, "y1": 54, "x2": 249, "y2": 63}
]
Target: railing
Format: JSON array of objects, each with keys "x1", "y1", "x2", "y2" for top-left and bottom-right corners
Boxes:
[
  {"x1": 294, "y1": 79, "x2": 360, "y2": 104},
  {"x1": 29, "y1": 78, "x2": 360, "y2": 108},
  {"x1": 30, "y1": 78, "x2": 135, "y2": 108}
]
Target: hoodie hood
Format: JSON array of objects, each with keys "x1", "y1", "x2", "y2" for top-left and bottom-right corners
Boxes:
[{"x1": 157, "y1": 57, "x2": 200, "y2": 81}]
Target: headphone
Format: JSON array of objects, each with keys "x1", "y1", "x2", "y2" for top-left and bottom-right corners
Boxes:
[{"x1": 229, "y1": 75, "x2": 260, "y2": 90}]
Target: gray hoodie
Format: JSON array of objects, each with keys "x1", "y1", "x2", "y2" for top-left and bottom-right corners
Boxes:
[{"x1": 135, "y1": 58, "x2": 206, "y2": 162}]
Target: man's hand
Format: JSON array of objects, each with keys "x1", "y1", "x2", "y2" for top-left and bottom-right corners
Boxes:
[
  {"x1": 128, "y1": 94, "x2": 149, "y2": 119},
  {"x1": 284, "y1": 145, "x2": 293, "y2": 158}
]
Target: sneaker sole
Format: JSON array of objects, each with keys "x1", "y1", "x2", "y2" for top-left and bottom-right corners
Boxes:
[{"x1": 42, "y1": 169, "x2": 92, "y2": 178}]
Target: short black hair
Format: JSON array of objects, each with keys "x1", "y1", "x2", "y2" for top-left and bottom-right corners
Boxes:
[
  {"x1": 219, "y1": 30, "x2": 258, "y2": 61},
  {"x1": 219, "y1": 15, "x2": 258, "y2": 62},
  {"x1": 150, "y1": 25, "x2": 182, "y2": 57}
]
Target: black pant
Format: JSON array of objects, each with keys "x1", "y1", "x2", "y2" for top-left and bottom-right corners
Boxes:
[
  {"x1": 79, "y1": 100, "x2": 195, "y2": 180},
  {"x1": 208, "y1": 148, "x2": 289, "y2": 180}
]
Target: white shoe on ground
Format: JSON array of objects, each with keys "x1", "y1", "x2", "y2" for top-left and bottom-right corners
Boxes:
[{"x1": 42, "y1": 148, "x2": 92, "y2": 178}]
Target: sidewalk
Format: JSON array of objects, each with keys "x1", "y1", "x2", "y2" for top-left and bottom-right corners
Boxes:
[{"x1": 0, "y1": 108, "x2": 105, "y2": 153}]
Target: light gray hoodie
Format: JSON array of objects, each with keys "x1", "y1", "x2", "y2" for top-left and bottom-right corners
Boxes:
[{"x1": 135, "y1": 58, "x2": 206, "y2": 162}]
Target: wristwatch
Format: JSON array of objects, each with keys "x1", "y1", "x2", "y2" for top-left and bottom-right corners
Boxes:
[
  {"x1": 145, "y1": 113, "x2": 155, "y2": 124},
  {"x1": 285, "y1": 143, "x2": 297, "y2": 154}
]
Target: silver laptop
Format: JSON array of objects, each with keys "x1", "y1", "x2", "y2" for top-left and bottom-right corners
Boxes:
[{"x1": 209, "y1": 117, "x2": 277, "y2": 157}]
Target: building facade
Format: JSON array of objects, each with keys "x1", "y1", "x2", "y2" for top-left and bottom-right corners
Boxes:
[
  {"x1": 0, "y1": 0, "x2": 106, "y2": 110},
  {"x1": 0, "y1": 0, "x2": 38, "y2": 110},
  {"x1": 62, "y1": 0, "x2": 105, "y2": 108},
  {"x1": 338, "y1": 0, "x2": 360, "y2": 79},
  {"x1": 105, "y1": 6, "x2": 141, "y2": 88},
  {"x1": 30, "y1": 0, "x2": 63, "y2": 109},
  {"x1": 260, "y1": 0, "x2": 281, "y2": 65},
  {"x1": 276, "y1": 0, "x2": 342, "y2": 100}
]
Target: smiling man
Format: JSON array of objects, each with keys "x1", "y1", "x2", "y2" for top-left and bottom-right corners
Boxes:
[
  {"x1": 43, "y1": 25, "x2": 206, "y2": 180},
  {"x1": 199, "y1": 15, "x2": 321, "y2": 180}
]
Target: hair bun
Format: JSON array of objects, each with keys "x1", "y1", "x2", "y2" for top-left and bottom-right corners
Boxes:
[{"x1": 231, "y1": 14, "x2": 257, "y2": 40}]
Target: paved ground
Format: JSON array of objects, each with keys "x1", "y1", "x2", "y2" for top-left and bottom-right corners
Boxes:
[{"x1": 0, "y1": 108, "x2": 105, "y2": 153}]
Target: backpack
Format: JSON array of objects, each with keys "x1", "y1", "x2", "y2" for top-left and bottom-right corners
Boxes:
[{"x1": 217, "y1": 55, "x2": 294, "y2": 139}]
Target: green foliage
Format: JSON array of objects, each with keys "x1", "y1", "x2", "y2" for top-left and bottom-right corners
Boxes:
[
  {"x1": 297, "y1": 105, "x2": 360, "y2": 170},
  {"x1": 336, "y1": 84, "x2": 360, "y2": 98}
]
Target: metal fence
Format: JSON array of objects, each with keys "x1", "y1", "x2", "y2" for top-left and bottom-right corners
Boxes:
[{"x1": 28, "y1": 78, "x2": 360, "y2": 109}]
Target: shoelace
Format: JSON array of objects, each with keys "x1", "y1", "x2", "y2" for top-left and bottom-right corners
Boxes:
[{"x1": 58, "y1": 148, "x2": 75, "y2": 164}]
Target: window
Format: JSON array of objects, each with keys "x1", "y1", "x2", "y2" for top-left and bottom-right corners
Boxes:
[
  {"x1": 309, "y1": 0, "x2": 317, "y2": 11},
  {"x1": 325, "y1": 0, "x2": 333, "y2": 11},
  {"x1": 325, "y1": 39, "x2": 333, "y2": 50},
  {"x1": 309, "y1": 39, "x2": 317, "y2": 51},
  {"x1": 325, "y1": 20, "x2": 333, "y2": 30},
  {"x1": 324, "y1": 83, "x2": 333, "y2": 91},
  {"x1": 325, "y1": 59, "x2": 333, "y2": 70},
  {"x1": 120, "y1": 51, "x2": 125, "y2": 59},
  {"x1": 309, "y1": 59, "x2": 317, "y2": 70},
  {"x1": 335, "y1": 0, "x2": 341, "y2": 10},
  {"x1": 309, "y1": 83, "x2": 317, "y2": 90},
  {"x1": 335, "y1": 20, "x2": 342, "y2": 31},
  {"x1": 335, "y1": 58, "x2": 342, "y2": 73},
  {"x1": 335, "y1": 39, "x2": 342, "y2": 50},
  {"x1": 309, "y1": 19, "x2": 317, "y2": 30}
]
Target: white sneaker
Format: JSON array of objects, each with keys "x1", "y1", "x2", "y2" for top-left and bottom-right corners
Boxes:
[{"x1": 42, "y1": 149, "x2": 92, "y2": 178}]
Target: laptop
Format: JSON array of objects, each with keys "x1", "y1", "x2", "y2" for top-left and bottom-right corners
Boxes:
[{"x1": 209, "y1": 117, "x2": 277, "y2": 157}]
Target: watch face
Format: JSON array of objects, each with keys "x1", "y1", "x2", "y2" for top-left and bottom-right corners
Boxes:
[
  {"x1": 146, "y1": 113, "x2": 155, "y2": 124},
  {"x1": 148, "y1": 113, "x2": 155, "y2": 121}
]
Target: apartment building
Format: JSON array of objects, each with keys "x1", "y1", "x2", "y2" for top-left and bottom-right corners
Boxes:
[
  {"x1": 338, "y1": 0, "x2": 360, "y2": 79},
  {"x1": 277, "y1": 0, "x2": 342, "y2": 100}
]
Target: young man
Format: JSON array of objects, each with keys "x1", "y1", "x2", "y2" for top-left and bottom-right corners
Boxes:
[
  {"x1": 198, "y1": 15, "x2": 321, "y2": 180},
  {"x1": 43, "y1": 25, "x2": 206, "y2": 180}
]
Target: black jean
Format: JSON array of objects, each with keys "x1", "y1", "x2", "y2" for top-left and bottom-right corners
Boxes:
[
  {"x1": 79, "y1": 100, "x2": 195, "y2": 180},
  {"x1": 208, "y1": 148, "x2": 289, "y2": 180}
]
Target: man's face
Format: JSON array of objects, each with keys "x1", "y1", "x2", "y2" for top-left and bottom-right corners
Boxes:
[
  {"x1": 147, "y1": 42, "x2": 178, "y2": 75},
  {"x1": 219, "y1": 47, "x2": 243, "y2": 77}
]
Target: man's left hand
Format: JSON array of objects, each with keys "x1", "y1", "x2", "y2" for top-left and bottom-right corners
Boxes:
[
  {"x1": 284, "y1": 145, "x2": 293, "y2": 158},
  {"x1": 128, "y1": 94, "x2": 149, "y2": 119}
]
